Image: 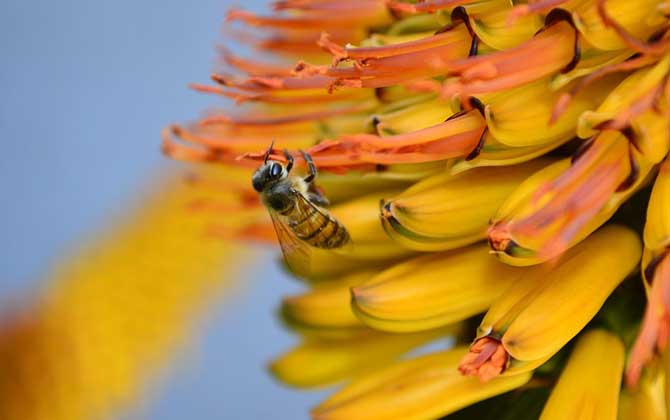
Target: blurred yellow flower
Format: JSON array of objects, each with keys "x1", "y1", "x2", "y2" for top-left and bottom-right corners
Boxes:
[{"x1": 0, "y1": 172, "x2": 250, "y2": 420}]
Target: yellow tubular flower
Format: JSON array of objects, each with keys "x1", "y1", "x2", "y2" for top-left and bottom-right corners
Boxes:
[
  {"x1": 350, "y1": 243, "x2": 523, "y2": 332},
  {"x1": 628, "y1": 161, "x2": 670, "y2": 387},
  {"x1": 0, "y1": 172, "x2": 248, "y2": 420},
  {"x1": 577, "y1": 56, "x2": 670, "y2": 139},
  {"x1": 484, "y1": 76, "x2": 618, "y2": 148},
  {"x1": 539, "y1": 329, "x2": 624, "y2": 420},
  {"x1": 460, "y1": 225, "x2": 641, "y2": 381},
  {"x1": 281, "y1": 270, "x2": 374, "y2": 334},
  {"x1": 619, "y1": 361, "x2": 667, "y2": 420},
  {"x1": 381, "y1": 159, "x2": 551, "y2": 251},
  {"x1": 270, "y1": 327, "x2": 451, "y2": 388},
  {"x1": 311, "y1": 346, "x2": 531, "y2": 420},
  {"x1": 489, "y1": 131, "x2": 655, "y2": 266},
  {"x1": 571, "y1": 0, "x2": 667, "y2": 51}
]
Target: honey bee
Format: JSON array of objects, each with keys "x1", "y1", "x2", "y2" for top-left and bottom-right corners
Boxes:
[{"x1": 252, "y1": 141, "x2": 350, "y2": 274}]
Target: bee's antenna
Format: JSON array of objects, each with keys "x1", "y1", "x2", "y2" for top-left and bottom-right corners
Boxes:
[{"x1": 264, "y1": 139, "x2": 275, "y2": 164}]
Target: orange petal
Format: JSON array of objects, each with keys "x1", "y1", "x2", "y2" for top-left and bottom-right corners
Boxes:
[
  {"x1": 627, "y1": 255, "x2": 670, "y2": 388},
  {"x1": 459, "y1": 337, "x2": 509, "y2": 382}
]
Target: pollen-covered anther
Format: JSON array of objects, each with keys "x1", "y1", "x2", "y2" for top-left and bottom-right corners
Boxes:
[
  {"x1": 458, "y1": 337, "x2": 509, "y2": 382},
  {"x1": 317, "y1": 33, "x2": 349, "y2": 66},
  {"x1": 487, "y1": 223, "x2": 513, "y2": 253},
  {"x1": 293, "y1": 60, "x2": 327, "y2": 77}
]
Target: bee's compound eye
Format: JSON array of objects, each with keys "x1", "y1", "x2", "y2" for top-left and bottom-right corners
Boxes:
[{"x1": 270, "y1": 162, "x2": 282, "y2": 178}]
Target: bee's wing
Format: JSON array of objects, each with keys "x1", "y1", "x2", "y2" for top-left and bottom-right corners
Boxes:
[{"x1": 267, "y1": 208, "x2": 313, "y2": 277}]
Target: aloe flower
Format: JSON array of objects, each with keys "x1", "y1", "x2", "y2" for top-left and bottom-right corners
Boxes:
[
  {"x1": 0, "y1": 174, "x2": 247, "y2": 420},
  {"x1": 166, "y1": 0, "x2": 669, "y2": 418}
]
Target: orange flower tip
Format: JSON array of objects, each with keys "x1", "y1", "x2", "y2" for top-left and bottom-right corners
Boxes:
[
  {"x1": 225, "y1": 9, "x2": 254, "y2": 23},
  {"x1": 293, "y1": 61, "x2": 327, "y2": 77},
  {"x1": 317, "y1": 32, "x2": 348, "y2": 64},
  {"x1": 549, "y1": 93, "x2": 572, "y2": 125},
  {"x1": 271, "y1": 1, "x2": 290, "y2": 11},
  {"x1": 487, "y1": 223, "x2": 513, "y2": 254},
  {"x1": 169, "y1": 124, "x2": 184, "y2": 136},
  {"x1": 200, "y1": 115, "x2": 232, "y2": 126},
  {"x1": 459, "y1": 337, "x2": 509, "y2": 382},
  {"x1": 440, "y1": 82, "x2": 464, "y2": 100},
  {"x1": 332, "y1": 78, "x2": 362, "y2": 90},
  {"x1": 236, "y1": 151, "x2": 257, "y2": 162},
  {"x1": 626, "y1": 254, "x2": 670, "y2": 388},
  {"x1": 311, "y1": 140, "x2": 339, "y2": 153},
  {"x1": 189, "y1": 83, "x2": 217, "y2": 94},
  {"x1": 461, "y1": 62, "x2": 499, "y2": 82},
  {"x1": 385, "y1": 0, "x2": 417, "y2": 14},
  {"x1": 349, "y1": 286, "x2": 375, "y2": 306},
  {"x1": 211, "y1": 73, "x2": 229, "y2": 86}
]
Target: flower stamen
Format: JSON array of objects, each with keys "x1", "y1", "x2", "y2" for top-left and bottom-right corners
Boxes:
[
  {"x1": 627, "y1": 253, "x2": 670, "y2": 387},
  {"x1": 459, "y1": 337, "x2": 509, "y2": 382}
]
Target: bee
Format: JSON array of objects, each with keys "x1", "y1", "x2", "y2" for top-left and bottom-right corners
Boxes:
[{"x1": 252, "y1": 141, "x2": 350, "y2": 274}]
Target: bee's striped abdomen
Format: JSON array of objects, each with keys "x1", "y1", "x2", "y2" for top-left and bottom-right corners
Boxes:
[{"x1": 286, "y1": 197, "x2": 350, "y2": 249}]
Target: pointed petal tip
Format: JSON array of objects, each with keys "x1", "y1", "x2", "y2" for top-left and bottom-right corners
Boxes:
[{"x1": 349, "y1": 285, "x2": 375, "y2": 307}]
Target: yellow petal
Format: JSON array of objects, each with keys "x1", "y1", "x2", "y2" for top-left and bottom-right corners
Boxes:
[
  {"x1": 572, "y1": 0, "x2": 667, "y2": 51},
  {"x1": 312, "y1": 346, "x2": 531, "y2": 420},
  {"x1": 382, "y1": 159, "x2": 550, "y2": 251},
  {"x1": 550, "y1": 47, "x2": 634, "y2": 90},
  {"x1": 578, "y1": 56, "x2": 670, "y2": 139},
  {"x1": 281, "y1": 270, "x2": 374, "y2": 333},
  {"x1": 502, "y1": 225, "x2": 641, "y2": 362},
  {"x1": 490, "y1": 132, "x2": 654, "y2": 266},
  {"x1": 644, "y1": 161, "x2": 670, "y2": 254},
  {"x1": 540, "y1": 329, "x2": 624, "y2": 420},
  {"x1": 450, "y1": 134, "x2": 564, "y2": 173},
  {"x1": 633, "y1": 109, "x2": 670, "y2": 166},
  {"x1": 473, "y1": 7, "x2": 543, "y2": 50},
  {"x1": 270, "y1": 328, "x2": 450, "y2": 389},
  {"x1": 372, "y1": 96, "x2": 455, "y2": 134},
  {"x1": 619, "y1": 361, "x2": 667, "y2": 420},
  {"x1": 479, "y1": 225, "x2": 640, "y2": 364},
  {"x1": 485, "y1": 76, "x2": 618, "y2": 148},
  {"x1": 351, "y1": 243, "x2": 523, "y2": 332}
]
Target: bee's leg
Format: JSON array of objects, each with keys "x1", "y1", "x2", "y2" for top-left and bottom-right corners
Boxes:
[
  {"x1": 284, "y1": 149, "x2": 294, "y2": 173},
  {"x1": 307, "y1": 188, "x2": 330, "y2": 207},
  {"x1": 300, "y1": 150, "x2": 317, "y2": 183}
]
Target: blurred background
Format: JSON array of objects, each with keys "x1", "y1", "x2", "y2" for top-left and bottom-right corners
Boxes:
[{"x1": 1, "y1": 0, "x2": 329, "y2": 418}]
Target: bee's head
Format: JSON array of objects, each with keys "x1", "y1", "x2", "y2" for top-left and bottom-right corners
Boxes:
[
  {"x1": 252, "y1": 160, "x2": 286, "y2": 192},
  {"x1": 252, "y1": 140, "x2": 287, "y2": 192}
]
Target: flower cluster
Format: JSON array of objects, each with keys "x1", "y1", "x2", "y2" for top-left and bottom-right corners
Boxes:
[{"x1": 166, "y1": 0, "x2": 669, "y2": 418}]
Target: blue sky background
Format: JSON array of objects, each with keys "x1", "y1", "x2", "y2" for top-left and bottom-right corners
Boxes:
[{"x1": 0, "y1": 0, "x2": 329, "y2": 418}]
